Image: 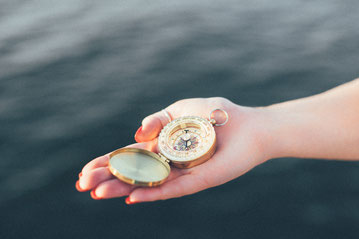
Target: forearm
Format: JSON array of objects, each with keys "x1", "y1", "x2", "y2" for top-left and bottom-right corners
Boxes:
[{"x1": 263, "y1": 79, "x2": 359, "y2": 160}]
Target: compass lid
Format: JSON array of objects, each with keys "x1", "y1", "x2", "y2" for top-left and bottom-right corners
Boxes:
[{"x1": 108, "y1": 148, "x2": 170, "y2": 187}]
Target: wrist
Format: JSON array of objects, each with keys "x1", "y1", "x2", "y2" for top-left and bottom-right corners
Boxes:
[
  {"x1": 249, "y1": 107, "x2": 282, "y2": 162},
  {"x1": 211, "y1": 98, "x2": 292, "y2": 163},
  {"x1": 230, "y1": 104, "x2": 279, "y2": 164},
  {"x1": 249, "y1": 105, "x2": 298, "y2": 161},
  {"x1": 258, "y1": 102, "x2": 313, "y2": 160}
]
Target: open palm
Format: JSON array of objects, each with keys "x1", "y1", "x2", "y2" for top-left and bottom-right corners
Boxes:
[{"x1": 76, "y1": 98, "x2": 269, "y2": 203}]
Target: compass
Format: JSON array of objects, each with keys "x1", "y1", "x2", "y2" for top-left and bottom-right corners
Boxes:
[{"x1": 108, "y1": 109, "x2": 229, "y2": 187}]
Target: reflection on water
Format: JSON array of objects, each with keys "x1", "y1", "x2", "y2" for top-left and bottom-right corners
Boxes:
[{"x1": 1, "y1": 0, "x2": 359, "y2": 238}]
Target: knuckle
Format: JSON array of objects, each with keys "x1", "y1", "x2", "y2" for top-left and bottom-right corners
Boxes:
[{"x1": 209, "y1": 97, "x2": 230, "y2": 106}]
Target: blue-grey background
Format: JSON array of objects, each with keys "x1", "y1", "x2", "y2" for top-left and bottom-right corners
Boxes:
[{"x1": 1, "y1": 0, "x2": 359, "y2": 238}]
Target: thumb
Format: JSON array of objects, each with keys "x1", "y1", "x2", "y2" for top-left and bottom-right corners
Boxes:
[{"x1": 135, "y1": 109, "x2": 173, "y2": 143}]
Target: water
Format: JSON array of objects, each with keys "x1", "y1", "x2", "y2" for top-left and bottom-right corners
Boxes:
[{"x1": 1, "y1": 0, "x2": 359, "y2": 238}]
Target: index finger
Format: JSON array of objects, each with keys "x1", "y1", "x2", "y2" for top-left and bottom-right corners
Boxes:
[{"x1": 135, "y1": 109, "x2": 173, "y2": 143}]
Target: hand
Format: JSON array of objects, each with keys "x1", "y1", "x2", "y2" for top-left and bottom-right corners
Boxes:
[{"x1": 76, "y1": 97, "x2": 272, "y2": 203}]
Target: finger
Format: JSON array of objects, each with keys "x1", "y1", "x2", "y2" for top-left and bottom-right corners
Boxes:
[
  {"x1": 135, "y1": 109, "x2": 174, "y2": 143},
  {"x1": 128, "y1": 173, "x2": 208, "y2": 203},
  {"x1": 81, "y1": 153, "x2": 110, "y2": 175},
  {"x1": 78, "y1": 167, "x2": 113, "y2": 191},
  {"x1": 77, "y1": 140, "x2": 160, "y2": 192},
  {"x1": 91, "y1": 160, "x2": 185, "y2": 199},
  {"x1": 81, "y1": 141, "x2": 158, "y2": 175},
  {"x1": 92, "y1": 178, "x2": 135, "y2": 199}
]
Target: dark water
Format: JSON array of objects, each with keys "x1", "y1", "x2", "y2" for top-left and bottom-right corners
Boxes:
[{"x1": 1, "y1": 0, "x2": 359, "y2": 238}]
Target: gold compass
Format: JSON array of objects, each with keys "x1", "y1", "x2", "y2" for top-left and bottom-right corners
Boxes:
[{"x1": 108, "y1": 109, "x2": 229, "y2": 187}]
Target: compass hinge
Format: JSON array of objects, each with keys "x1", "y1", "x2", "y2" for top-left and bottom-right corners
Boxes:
[{"x1": 158, "y1": 153, "x2": 170, "y2": 164}]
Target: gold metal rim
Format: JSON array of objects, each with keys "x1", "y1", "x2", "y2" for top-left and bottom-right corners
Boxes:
[
  {"x1": 108, "y1": 147, "x2": 171, "y2": 187},
  {"x1": 158, "y1": 115, "x2": 216, "y2": 164},
  {"x1": 170, "y1": 136, "x2": 217, "y2": 169}
]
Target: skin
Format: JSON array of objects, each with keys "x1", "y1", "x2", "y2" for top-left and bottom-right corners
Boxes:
[{"x1": 76, "y1": 78, "x2": 359, "y2": 203}]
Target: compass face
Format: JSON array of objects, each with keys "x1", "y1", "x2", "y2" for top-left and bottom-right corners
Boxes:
[
  {"x1": 158, "y1": 116, "x2": 216, "y2": 164},
  {"x1": 172, "y1": 128, "x2": 201, "y2": 151}
]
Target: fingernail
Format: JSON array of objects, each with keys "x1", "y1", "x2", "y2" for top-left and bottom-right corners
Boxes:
[
  {"x1": 75, "y1": 180, "x2": 86, "y2": 192},
  {"x1": 90, "y1": 190, "x2": 102, "y2": 200},
  {"x1": 125, "y1": 197, "x2": 138, "y2": 205},
  {"x1": 134, "y1": 126, "x2": 142, "y2": 143},
  {"x1": 78, "y1": 172, "x2": 82, "y2": 178}
]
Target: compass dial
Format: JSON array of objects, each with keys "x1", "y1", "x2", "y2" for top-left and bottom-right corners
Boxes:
[
  {"x1": 171, "y1": 128, "x2": 202, "y2": 151},
  {"x1": 158, "y1": 116, "x2": 216, "y2": 168}
]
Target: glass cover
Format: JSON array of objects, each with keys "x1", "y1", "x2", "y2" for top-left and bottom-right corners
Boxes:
[{"x1": 109, "y1": 148, "x2": 170, "y2": 184}]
